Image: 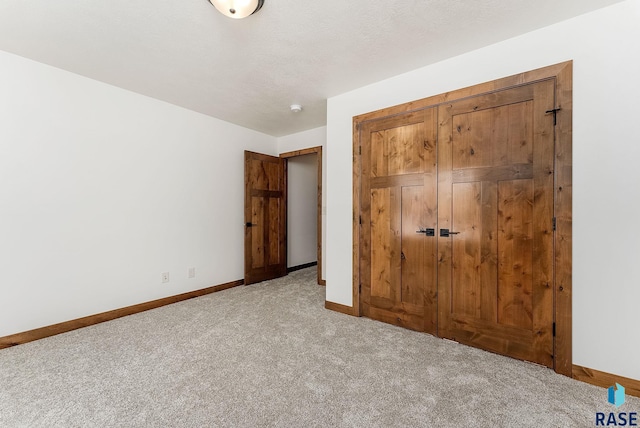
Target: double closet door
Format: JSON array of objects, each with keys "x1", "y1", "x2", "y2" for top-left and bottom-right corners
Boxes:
[{"x1": 359, "y1": 79, "x2": 556, "y2": 368}]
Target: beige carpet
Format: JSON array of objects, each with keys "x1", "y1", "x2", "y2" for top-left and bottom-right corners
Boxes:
[{"x1": 0, "y1": 267, "x2": 637, "y2": 427}]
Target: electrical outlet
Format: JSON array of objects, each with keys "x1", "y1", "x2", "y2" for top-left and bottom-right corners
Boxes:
[
  {"x1": 161, "y1": 272, "x2": 170, "y2": 283},
  {"x1": 188, "y1": 267, "x2": 196, "y2": 279}
]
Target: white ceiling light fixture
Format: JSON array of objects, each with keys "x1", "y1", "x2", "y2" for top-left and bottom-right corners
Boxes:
[
  {"x1": 290, "y1": 104, "x2": 303, "y2": 113},
  {"x1": 207, "y1": 0, "x2": 265, "y2": 19}
]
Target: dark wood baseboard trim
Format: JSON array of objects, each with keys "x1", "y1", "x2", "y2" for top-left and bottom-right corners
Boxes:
[
  {"x1": 287, "y1": 262, "x2": 325, "y2": 285},
  {"x1": 573, "y1": 365, "x2": 640, "y2": 398},
  {"x1": 324, "y1": 300, "x2": 355, "y2": 316},
  {"x1": 0, "y1": 279, "x2": 244, "y2": 350},
  {"x1": 287, "y1": 261, "x2": 318, "y2": 273}
]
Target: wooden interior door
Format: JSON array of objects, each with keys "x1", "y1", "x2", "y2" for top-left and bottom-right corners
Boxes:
[
  {"x1": 437, "y1": 80, "x2": 556, "y2": 367},
  {"x1": 360, "y1": 109, "x2": 438, "y2": 333},
  {"x1": 244, "y1": 151, "x2": 287, "y2": 285}
]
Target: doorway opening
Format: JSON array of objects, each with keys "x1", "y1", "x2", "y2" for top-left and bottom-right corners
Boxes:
[
  {"x1": 242, "y1": 147, "x2": 325, "y2": 286},
  {"x1": 280, "y1": 146, "x2": 324, "y2": 286}
]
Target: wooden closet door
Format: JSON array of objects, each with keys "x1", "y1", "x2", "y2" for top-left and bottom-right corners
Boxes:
[
  {"x1": 437, "y1": 80, "x2": 556, "y2": 367},
  {"x1": 360, "y1": 109, "x2": 438, "y2": 333}
]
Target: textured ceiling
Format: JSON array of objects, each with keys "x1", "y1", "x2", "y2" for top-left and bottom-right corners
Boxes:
[{"x1": 0, "y1": 0, "x2": 624, "y2": 137}]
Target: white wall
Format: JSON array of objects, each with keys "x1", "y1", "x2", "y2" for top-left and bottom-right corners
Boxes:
[
  {"x1": 0, "y1": 51, "x2": 277, "y2": 337},
  {"x1": 326, "y1": 0, "x2": 640, "y2": 380},
  {"x1": 287, "y1": 154, "x2": 318, "y2": 268},
  {"x1": 277, "y1": 127, "x2": 327, "y2": 279}
]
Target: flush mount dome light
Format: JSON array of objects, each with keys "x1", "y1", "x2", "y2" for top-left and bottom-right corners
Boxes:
[{"x1": 207, "y1": 0, "x2": 264, "y2": 19}]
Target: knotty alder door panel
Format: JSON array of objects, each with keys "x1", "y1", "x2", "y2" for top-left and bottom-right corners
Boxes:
[
  {"x1": 244, "y1": 151, "x2": 287, "y2": 285},
  {"x1": 437, "y1": 80, "x2": 555, "y2": 367},
  {"x1": 360, "y1": 109, "x2": 438, "y2": 334},
  {"x1": 355, "y1": 62, "x2": 572, "y2": 374}
]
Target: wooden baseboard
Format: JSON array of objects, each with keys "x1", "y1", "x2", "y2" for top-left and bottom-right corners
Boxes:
[
  {"x1": 324, "y1": 300, "x2": 355, "y2": 316},
  {"x1": 0, "y1": 279, "x2": 244, "y2": 350},
  {"x1": 318, "y1": 279, "x2": 326, "y2": 286},
  {"x1": 287, "y1": 261, "x2": 318, "y2": 273},
  {"x1": 573, "y1": 365, "x2": 640, "y2": 398}
]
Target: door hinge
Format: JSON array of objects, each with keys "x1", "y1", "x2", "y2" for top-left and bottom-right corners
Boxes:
[
  {"x1": 359, "y1": 215, "x2": 362, "y2": 225},
  {"x1": 552, "y1": 322, "x2": 556, "y2": 337},
  {"x1": 546, "y1": 107, "x2": 561, "y2": 126},
  {"x1": 359, "y1": 146, "x2": 362, "y2": 155},
  {"x1": 552, "y1": 217, "x2": 557, "y2": 231},
  {"x1": 359, "y1": 283, "x2": 362, "y2": 292}
]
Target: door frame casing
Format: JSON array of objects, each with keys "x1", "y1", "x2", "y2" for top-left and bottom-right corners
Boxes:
[
  {"x1": 280, "y1": 146, "x2": 325, "y2": 286},
  {"x1": 352, "y1": 61, "x2": 572, "y2": 376}
]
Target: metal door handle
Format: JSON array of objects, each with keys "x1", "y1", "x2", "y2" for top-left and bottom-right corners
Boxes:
[
  {"x1": 416, "y1": 227, "x2": 435, "y2": 236},
  {"x1": 440, "y1": 229, "x2": 460, "y2": 237},
  {"x1": 246, "y1": 222, "x2": 256, "y2": 227}
]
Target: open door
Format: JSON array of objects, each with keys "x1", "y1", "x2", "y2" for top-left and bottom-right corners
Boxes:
[{"x1": 244, "y1": 151, "x2": 287, "y2": 285}]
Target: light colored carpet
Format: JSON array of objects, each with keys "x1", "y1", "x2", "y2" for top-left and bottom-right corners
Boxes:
[{"x1": 0, "y1": 267, "x2": 637, "y2": 427}]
